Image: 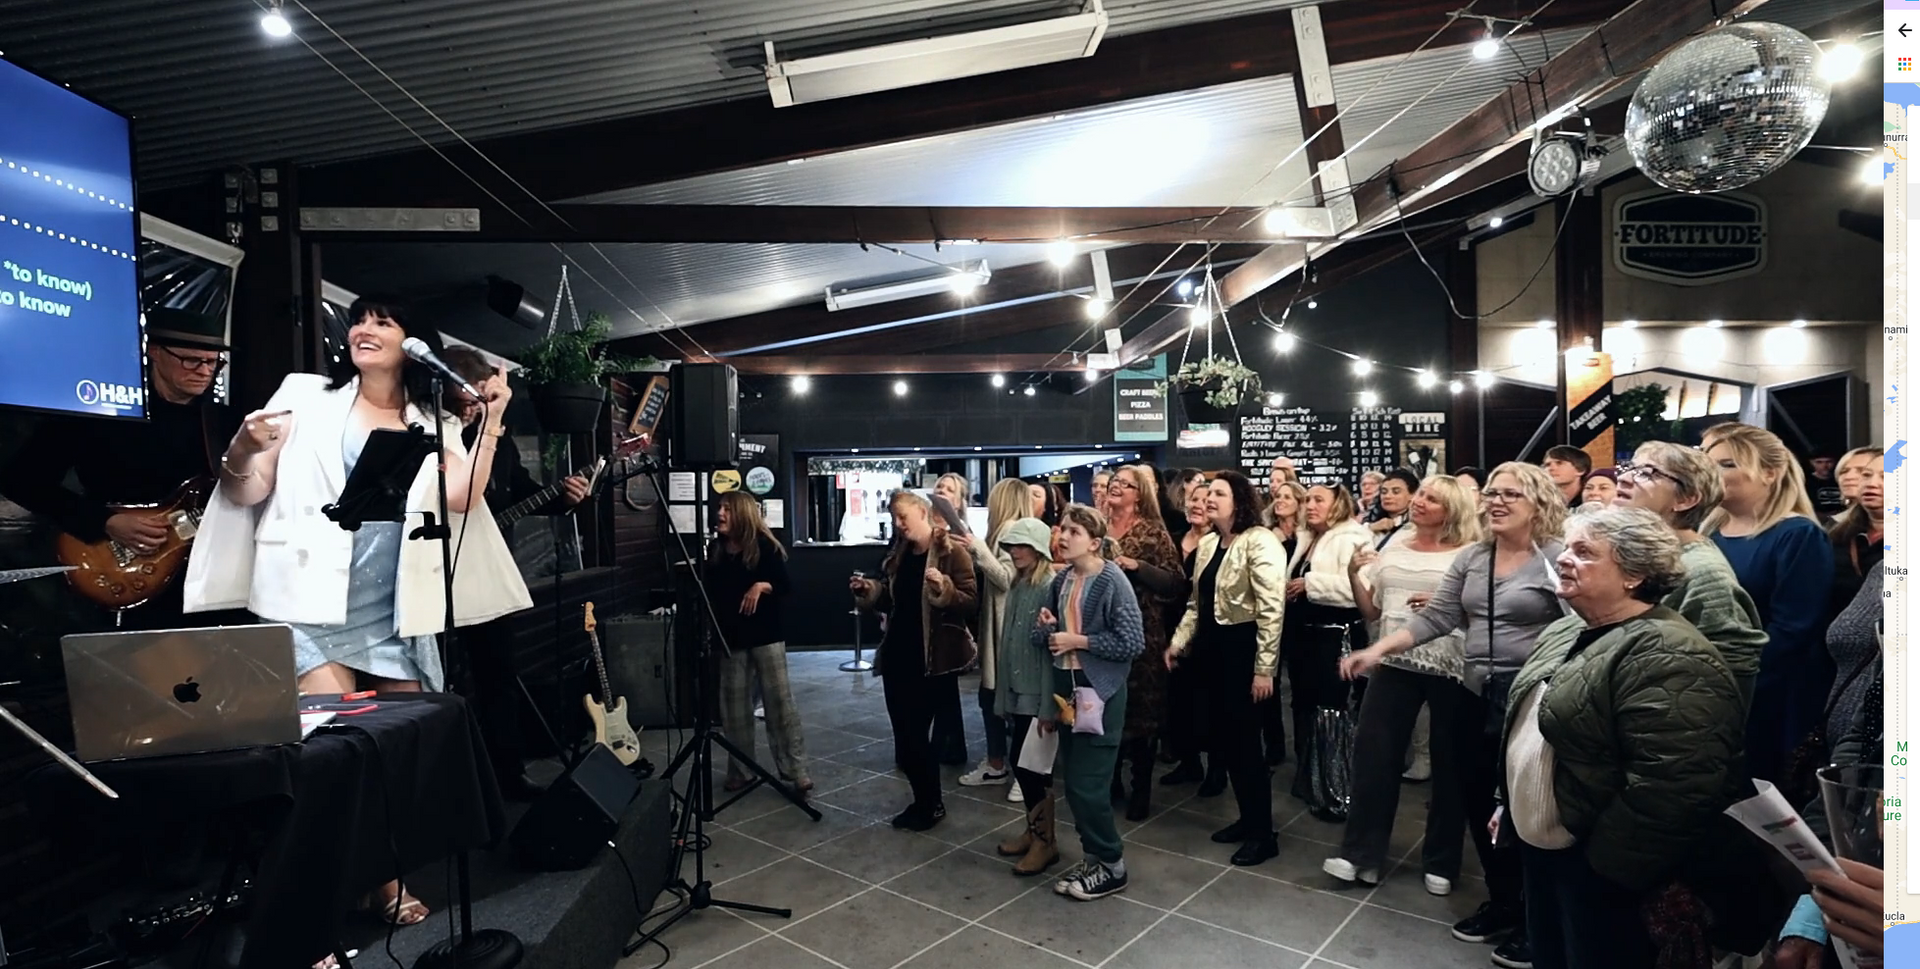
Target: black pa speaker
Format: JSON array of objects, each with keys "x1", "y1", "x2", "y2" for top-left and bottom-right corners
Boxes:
[
  {"x1": 667, "y1": 363, "x2": 738, "y2": 470},
  {"x1": 508, "y1": 745, "x2": 641, "y2": 871}
]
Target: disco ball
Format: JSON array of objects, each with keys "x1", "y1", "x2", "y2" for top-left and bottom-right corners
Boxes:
[{"x1": 1624, "y1": 21, "x2": 1830, "y2": 194}]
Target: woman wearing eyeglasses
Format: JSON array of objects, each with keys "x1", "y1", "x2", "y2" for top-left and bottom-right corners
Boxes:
[
  {"x1": 1101, "y1": 465, "x2": 1186, "y2": 821},
  {"x1": 1341, "y1": 462, "x2": 1568, "y2": 967},
  {"x1": 1699, "y1": 423, "x2": 1834, "y2": 784},
  {"x1": 1612, "y1": 443, "x2": 1766, "y2": 707}
]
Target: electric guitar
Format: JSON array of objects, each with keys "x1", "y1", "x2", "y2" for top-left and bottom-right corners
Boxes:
[
  {"x1": 494, "y1": 435, "x2": 647, "y2": 529},
  {"x1": 582, "y1": 602, "x2": 641, "y2": 765},
  {"x1": 55, "y1": 477, "x2": 212, "y2": 610}
]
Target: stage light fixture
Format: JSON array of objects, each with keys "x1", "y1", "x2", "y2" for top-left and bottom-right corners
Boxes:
[{"x1": 261, "y1": 2, "x2": 292, "y2": 37}]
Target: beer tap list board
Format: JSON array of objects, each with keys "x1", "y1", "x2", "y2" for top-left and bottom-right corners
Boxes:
[{"x1": 1238, "y1": 406, "x2": 1449, "y2": 489}]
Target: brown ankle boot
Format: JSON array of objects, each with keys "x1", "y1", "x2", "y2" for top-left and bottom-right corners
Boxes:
[
  {"x1": 1013, "y1": 794, "x2": 1060, "y2": 876},
  {"x1": 997, "y1": 817, "x2": 1032, "y2": 857}
]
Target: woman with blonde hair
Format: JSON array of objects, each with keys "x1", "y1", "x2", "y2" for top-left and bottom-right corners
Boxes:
[
  {"x1": 1282, "y1": 483, "x2": 1373, "y2": 818},
  {"x1": 956, "y1": 477, "x2": 1034, "y2": 793},
  {"x1": 1260, "y1": 479, "x2": 1307, "y2": 764},
  {"x1": 1826, "y1": 447, "x2": 1885, "y2": 619},
  {"x1": 1326, "y1": 475, "x2": 1480, "y2": 895},
  {"x1": 1101, "y1": 465, "x2": 1186, "y2": 820},
  {"x1": 1700, "y1": 423, "x2": 1834, "y2": 783},
  {"x1": 1342, "y1": 462, "x2": 1569, "y2": 965},
  {"x1": 708, "y1": 491, "x2": 810, "y2": 793},
  {"x1": 850, "y1": 490, "x2": 979, "y2": 830}
]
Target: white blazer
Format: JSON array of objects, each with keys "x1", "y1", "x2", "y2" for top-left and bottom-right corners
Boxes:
[
  {"x1": 183, "y1": 374, "x2": 533, "y2": 636},
  {"x1": 1288, "y1": 518, "x2": 1374, "y2": 609}
]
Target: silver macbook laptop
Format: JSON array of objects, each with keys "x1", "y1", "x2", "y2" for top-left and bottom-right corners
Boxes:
[{"x1": 62, "y1": 623, "x2": 302, "y2": 761}]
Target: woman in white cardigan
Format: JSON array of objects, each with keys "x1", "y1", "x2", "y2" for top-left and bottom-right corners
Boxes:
[
  {"x1": 956, "y1": 477, "x2": 1029, "y2": 796},
  {"x1": 1282, "y1": 483, "x2": 1373, "y2": 818},
  {"x1": 185, "y1": 300, "x2": 531, "y2": 925}
]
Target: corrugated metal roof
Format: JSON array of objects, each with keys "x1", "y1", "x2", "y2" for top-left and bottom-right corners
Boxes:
[
  {"x1": 0, "y1": 0, "x2": 1336, "y2": 186},
  {"x1": 572, "y1": 72, "x2": 1312, "y2": 206}
]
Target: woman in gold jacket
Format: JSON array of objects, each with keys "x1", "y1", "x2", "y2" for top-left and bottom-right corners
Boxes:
[{"x1": 1166, "y1": 470, "x2": 1290, "y2": 866}]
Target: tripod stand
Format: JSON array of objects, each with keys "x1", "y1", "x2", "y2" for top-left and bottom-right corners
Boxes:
[{"x1": 624, "y1": 454, "x2": 820, "y2": 958}]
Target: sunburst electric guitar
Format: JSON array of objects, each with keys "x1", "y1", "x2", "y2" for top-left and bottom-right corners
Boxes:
[
  {"x1": 582, "y1": 602, "x2": 641, "y2": 765},
  {"x1": 56, "y1": 476, "x2": 212, "y2": 611}
]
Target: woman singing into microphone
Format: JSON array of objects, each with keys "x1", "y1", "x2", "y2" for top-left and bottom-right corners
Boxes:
[{"x1": 184, "y1": 297, "x2": 533, "y2": 926}]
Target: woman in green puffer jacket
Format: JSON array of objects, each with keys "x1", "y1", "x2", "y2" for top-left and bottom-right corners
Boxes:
[{"x1": 1496, "y1": 505, "x2": 1745, "y2": 969}]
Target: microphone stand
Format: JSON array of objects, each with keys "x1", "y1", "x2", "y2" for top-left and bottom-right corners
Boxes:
[{"x1": 412, "y1": 374, "x2": 523, "y2": 969}]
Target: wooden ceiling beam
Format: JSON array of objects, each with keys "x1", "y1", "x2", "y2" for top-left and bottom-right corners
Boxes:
[
  {"x1": 298, "y1": 204, "x2": 1271, "y2": 245},
  {"x1": 706, "y1": 354, "x2": 1078, "y2": 375},
  {"x1": 287, "y1": 0, "x2": 1628, "y2": 209},
  {"x1": 1216, "y1": 0, "x2": 1773, "y2": 315}
]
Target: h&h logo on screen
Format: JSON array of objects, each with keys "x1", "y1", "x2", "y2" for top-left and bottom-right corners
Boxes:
[{"x1": 75, "y1": 380, "x2": 143, "y2": 409}]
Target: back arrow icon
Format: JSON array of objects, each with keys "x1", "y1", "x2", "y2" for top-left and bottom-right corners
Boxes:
[{"x1": 1904, "y1": 23, "x2": 1913, "y2": 37}]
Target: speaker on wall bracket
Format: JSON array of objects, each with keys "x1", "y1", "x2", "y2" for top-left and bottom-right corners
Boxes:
[{"x1": 667, "y1": 362, "x2": 739, "y2": 471}]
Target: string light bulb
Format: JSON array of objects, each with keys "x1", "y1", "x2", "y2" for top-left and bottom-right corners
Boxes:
[
  {"x1": 1023, "y1": 386, "x2": 1036, "y2": 397},
  {"x1": 1047, "y1": 240, "x2": 1075, "y2": 268},
  {"x1": 1448, "y1": 380, "x2": 1464, "y2": 394},
  {"x1": 1488, "y1": 215, "x2": 1504, "y2": 229},
  {"x1": 1085, "y1": 298, "x2": 1108, "y2": 321},
  {"x1": 260, "y1": 1, "x2": 292, "y2": 36},
  {"x1": 1415, "y1": 369, "x2": 1437, "y2": 389},
  {"x1": 1790, "y1": 318, "x2": 1807, "y2": 329},
  {"x1": 893, "y1": 380, "x2": 909, "y2": 397},
  {"x1": 990, "y1": 373, "x2": 1005, "y2": 388},
  {"x1": 1176, "y1": 279, "x2": 1194, "y2": 299},
  {"x1": 1473, "y1": 370, "x2": 1495, "y2": 389},
  {"x1": 1266, "y1": 392, "x2": 1284, "y2": 407},
  {"x1": 1352, "y1": 358, "x2": 1373, "y2": 376},
  {"x1": 790, "y1": 375, "x2": 811, "y2": 394},
  {"x1": 1306, "y1": 299, "x2": 1318, "y2": 310},
  {"x1": 1472, "y1": 32, "x2": 1498, "y2": 60},
  {"x1": 1189, "y1": 305, "x2": 1210, "y2": 327},
  {"x1": 1359, "y1": 390, "x2": 1380, "y2": 408},
  {"x1": 1819, "y1": 43, "x2": 1862, "y2": 83},
  {"x1": 1272, "y1": 330, "x2": 1297, "y2": 353}
]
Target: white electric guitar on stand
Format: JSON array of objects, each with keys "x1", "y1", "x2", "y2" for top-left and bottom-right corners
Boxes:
[{"x1": 582, "y1": 602, "x2": 641, "y2": 765}]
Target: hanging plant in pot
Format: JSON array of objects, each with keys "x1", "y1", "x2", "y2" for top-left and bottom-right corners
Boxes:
[
  {"x1": 517, "y1": 312, "x2": 654, "y2": 434},
  {"x1": 1166, "y1": 356, "x2": 1261, "y2": 424}
]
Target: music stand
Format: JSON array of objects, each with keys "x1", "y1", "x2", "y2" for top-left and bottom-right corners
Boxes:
[{"x1": 321, "y1": 426, "x2": 438, "y2": 531}]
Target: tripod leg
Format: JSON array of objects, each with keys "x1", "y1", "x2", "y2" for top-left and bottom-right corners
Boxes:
[
  {"x1": 511, "y1": 670, "x2": 567, "y2": 762},
  {"x1": 710, "y1": 731, "x2": 822, "y2": 821}
]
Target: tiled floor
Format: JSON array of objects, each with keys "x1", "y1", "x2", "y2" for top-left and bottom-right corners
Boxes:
[{"x1": 614, "y1": 651, "x2": 1493, "y2": 969}]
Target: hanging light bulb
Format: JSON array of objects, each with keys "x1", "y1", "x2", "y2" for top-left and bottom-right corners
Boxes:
[
  {"x1": 1189, "y1": 305, "x2": 1210, "y2": 327},
  {"x1": 1085, "y1": 298, "x2": 1109, "y2": 321},
  {"x1": 1472, "y1": 32, "x2": 1499, "y2": 60},
  {"x1": 1352, "y1": 358, "x2": 1373, "y2": 376},
  {"x1": 1272, "y1": 330, "x2": 1297, "y2": 353},
  {"x1": 1266, "y1": 392, "x2": 1284, "y2": 407},
  {"x1": 1448, "y1": 380, "x2": 1464, "y2": 394},
  {"x1": 1023, "y1": 386, "x2": 1036, "y2": 397},
  {"x1": 1176, "y1": 279, "x2": 1194, "y2": 299},
  {"x1": 260, "y1": 1, "x2": 293, "y2": 36},
  {"x1": 1415, "y1": 369, "x2": 1437, "y2": 389},
  {"x1": 1473, "y1": 370, "x2": 1495, "y2": 389},
  {"x1": 1047, "y1": 240, "x2": 1075, "y2": 267},
  {"x1": 790, "y1": 375, "x2": 811, "y2": 394},
  {"x1": 1359, "y1": 390, "x2": 1380, "y2": 408},
  {"x1": 893, "y1": 380, "x2": 909, "y2": 397},
  {"x1": 990, "y1": 373, "x2": 1005, "y2": 388},
  {"x1": 1306, "y1": 299, "x2": 1318, "y2": 310}
]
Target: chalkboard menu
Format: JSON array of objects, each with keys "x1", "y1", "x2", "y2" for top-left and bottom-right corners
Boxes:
[{"x1": 1239, "y1": 406, "x2": 1448, "y2": 490}]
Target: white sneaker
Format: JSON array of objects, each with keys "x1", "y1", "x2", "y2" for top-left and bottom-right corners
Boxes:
[
  {"x1": 1053, "y1": 860, "x2": 1091, "y2": 895},
  {"x1": 1402, "y1": 758, "x2": 1431, "y2": 782},
  {"x1": 1007, "y1": 780, "x2": 1024, "y2": 802},
  {"x1": 958, "y1": 761, "x2": 1010, "y2": 787},
  {"x1": 1321, "y1": 858, "x2": 1381, "y2": 886},
  {"x1": 1423, "y1": 874, "x2": 1453, "y2": 896}
]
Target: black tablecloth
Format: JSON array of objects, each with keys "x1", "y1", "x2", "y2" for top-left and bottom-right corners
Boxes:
[{"x1": 26, "y1": 692, "x2": 505, "y2": 968}]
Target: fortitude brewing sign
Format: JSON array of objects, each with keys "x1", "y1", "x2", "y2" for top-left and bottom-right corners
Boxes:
[{"x1": 1611, "y1": 189, "x2": 1767, "y2": 286}]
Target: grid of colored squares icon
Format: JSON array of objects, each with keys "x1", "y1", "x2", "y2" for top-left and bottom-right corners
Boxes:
[{"x1": 1903, "y1": 56, "x2": 1914, "y2": 71}]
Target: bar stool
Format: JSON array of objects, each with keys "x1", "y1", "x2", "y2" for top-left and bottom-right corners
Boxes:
[{"x1": 839, "y1": 608, "x2": 873, "y2": 673}]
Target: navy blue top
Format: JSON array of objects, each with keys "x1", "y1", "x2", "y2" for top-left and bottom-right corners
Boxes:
[{"x1": 1711, "y1": 516, "x2": 1835, "y2": 782}]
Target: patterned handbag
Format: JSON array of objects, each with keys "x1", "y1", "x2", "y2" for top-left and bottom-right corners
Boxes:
[{"x1": 1305, "y1": 622, "x2": 1360, "y2": 822}]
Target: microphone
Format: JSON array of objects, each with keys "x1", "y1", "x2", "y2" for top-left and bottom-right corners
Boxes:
[{"x1": 400, "y1": 337, "x2": 481, "y2": 399}]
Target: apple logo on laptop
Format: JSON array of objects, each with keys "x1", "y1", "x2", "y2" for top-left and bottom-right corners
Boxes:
[{"x1": 172, "y1": 677, "x2": 203, "y2": 704}]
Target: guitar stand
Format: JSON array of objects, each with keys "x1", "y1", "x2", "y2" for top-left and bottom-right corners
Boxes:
[{"x1": 621, "y1": 455, "x2": 817, "y2": 959}]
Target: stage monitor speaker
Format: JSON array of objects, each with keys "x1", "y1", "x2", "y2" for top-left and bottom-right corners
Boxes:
[
  {"x1": 667, "y1": 363, "x2": 738, "y2": 470},
  {"x1": 603, "y1": 614, "x2": 690, "y2": 728},
  {"x1": 509, "y1": 744, "x2": 641, "y2": 871}
]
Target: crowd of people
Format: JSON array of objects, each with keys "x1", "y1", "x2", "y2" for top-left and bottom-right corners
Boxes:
[{"x1": 833, "y1": 434, "x2": 1884, "y2": 969}]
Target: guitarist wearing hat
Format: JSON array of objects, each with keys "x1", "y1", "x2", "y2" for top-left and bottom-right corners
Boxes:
[
  {"x1": 0, "y1": 307, "x2": 246, "y2": 630},
  {"x1": 442, "y1": 347, "x2": 590, "y2": 799}
]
